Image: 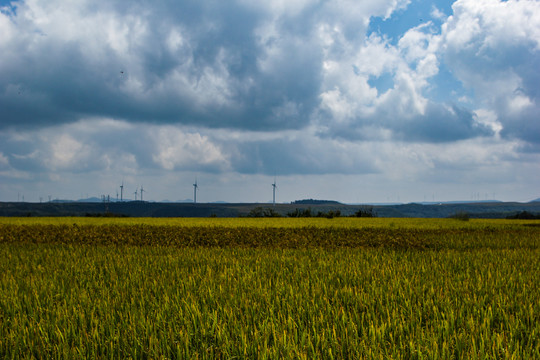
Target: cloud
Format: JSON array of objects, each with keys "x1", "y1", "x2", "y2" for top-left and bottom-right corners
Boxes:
[
  {"x1": 0, "y1": 119, "x2": 378, "y2": 177},
  {"x1": 1, "y1": 0, "x2": 436, "y2": 137},
  {"x1": 150, "y1": 126, "x2": 230, "y2": 172},
  {"x1": 0, "y1": 0, "x2": 322, "y2": 130},
  {"x1": 1, "y1": 118, "x2": 538, "y2": 203},
  {"x1": 430, "y1": 6, "x2": 446, "y2": 21},
  {"x1": 1, "y1": 0, "x2": 537, "y2": 145},
  {"x1": 1, "y1": 0, "x2": 539, "y2": 204},
  {"x1": 228, "y1": 132, "x2": 378, "y2": 175},
  {"x1": 441, "y1": 0, "x2": 540, "y2": 144},
  {"x1": 0, "y1": 116, "x2": 514, "y2": 184},
  {"x1": 314, "y1": 26, "x2": 494, "y2": 143},
  {"x1": 0, "y1": 152, "x2": 9, "y2": 170}
]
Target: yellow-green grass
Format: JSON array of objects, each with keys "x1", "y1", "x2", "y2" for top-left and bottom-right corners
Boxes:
[
  {"x1": 0, "y1": 218, "x2": 539, "y2": 358},
  {"x1": 1, "y1": 216, "x2": 539, "y2": 229}
]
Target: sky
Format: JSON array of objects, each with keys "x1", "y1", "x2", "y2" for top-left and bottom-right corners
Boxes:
[{"x1": 0, "y1": 0, "x2": 539, "y2": 204}]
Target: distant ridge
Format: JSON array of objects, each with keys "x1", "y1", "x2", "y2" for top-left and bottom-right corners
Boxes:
[
  {"x1": 530, "y1": 198, "x2": 540, "y2": 203},
  {"x1": 1, "y1": 201, "x2": 539, "y2": 218},
  {"x1": 415, "y1": 200, "x2": 502, "y2": 205},
  {"x1": 293, "y1": 199, "x2": 341, "y2": 205},
  {"x1": 76, "y1": 197, "x2": 102, "y2": 203}
]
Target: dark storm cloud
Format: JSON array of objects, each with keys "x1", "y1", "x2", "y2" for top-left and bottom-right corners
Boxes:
[
  {"x1": 1, "y1": 0, "x2": 538, "y2": 146},
  {"x1": 317, "y1": 101, "x2": 493, "y2": 143},
  {"x1": 229, "y1": 137, "x2": 378, "y2": 176},
  {"x1": 500, "y1": 105, "x2": 540, "y2": 146},
  {"x1": 0, "y1": 0, "x2": 322, "y2": 131},
  {"x1": 393, "y1": 103, "x2": 494, "y2": 142}
]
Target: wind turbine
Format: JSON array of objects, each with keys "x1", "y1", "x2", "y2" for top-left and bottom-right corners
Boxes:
[
  {"x1": 140, "y1": 185, "x2": 145, "y2": 201},
  {"x1": 134, "y1": 188, "x2": 138, "y2": 201},
  {"x1": 120, "y1": 181, "x2": 124, "y2": 202},
  {"x1": 272, "y1": 178, "x2": 277, "y2": 207},
  {"x1": 193, "y1": 180, "x2": 198, "y2": 204}
]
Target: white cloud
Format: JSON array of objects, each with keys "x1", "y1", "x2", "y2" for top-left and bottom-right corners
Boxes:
[
  {"x1": 474, "y1": 109, "x2": 502, "y2": 136},
  {"x1": 325, "y1": 0, "x2": 411, "y2": 25},
  {"x1": 430, "y1": 6, "x2": 446, "y2": 20},
  {"x1": 0, "y1": 152, "x2": 9, "y2": 169},
  {"x1": 0, "y1": 6, "x2": 15, "y2": 43},
  {"x1": 355, "y1": 34, "x2": 399, "y2": 76},
  {"x1": 48, "y1": 134, "x2": 90, "y2": 169},
  {"x1": 151, "y1": 127, "x2": 230, "y2": 171},
  {"x1": 315, "y1": 21, "x2": 489, "y2": 143},
  {"x1": 507, "y1": 93, "x2": 533, "y2": 114},
  {"x1": 313, "y1": 0, "x2": 540, "y2": 144},
  {"x1": 441, "y1": 0, "x2": 540, "y2": 142},
  {"x1": 398, "y1": 23, "x2": 439, "y2": 64},
  {"x1": 238, "y1": 0, "x2": 312, "y2": 17}
]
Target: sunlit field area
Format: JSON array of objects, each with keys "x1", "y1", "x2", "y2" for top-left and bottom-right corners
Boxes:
[{"x1": 1, "y1": 217, "x2": 539, "y2": 358}]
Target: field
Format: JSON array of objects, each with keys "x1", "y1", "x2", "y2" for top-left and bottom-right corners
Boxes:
[{"x1": 0, "y1": 218, "x2": 539, "y2": 358}]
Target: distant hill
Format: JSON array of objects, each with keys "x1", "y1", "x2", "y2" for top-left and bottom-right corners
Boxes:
[
  {"x1": 293, "y1": 199, "x2": 341, "y2": 205},
  {"x1": 530, "y1": 198, "x2": 540, "y2": 203},
  {"x1": 76, "y1": 197, "x2": 103, "y2": 203},
  {"x1": 1, "y1": 200, "x2": 539, "y2": 218}
]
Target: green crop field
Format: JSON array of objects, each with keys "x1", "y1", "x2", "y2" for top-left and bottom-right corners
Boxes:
[{"x1": 0, "y1": 218, "x2": 539, "y2": 359}]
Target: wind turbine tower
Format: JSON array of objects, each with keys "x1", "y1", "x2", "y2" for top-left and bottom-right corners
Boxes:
[
  {"x1": 193, "y1": 180, "x2": 198, "y2": 204},
  {"x1": 120, "y1": 181, "x2": 124, "y2": 202},
  {"x1": 134, "y1": 188, "x2": 138, "y2": 201},
  {"x1": 140, "y1": 186, "x2": 145, "y2": 201},
  {"x1": 272, "y1": 178, "x2": 277, "y2": 207}
]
